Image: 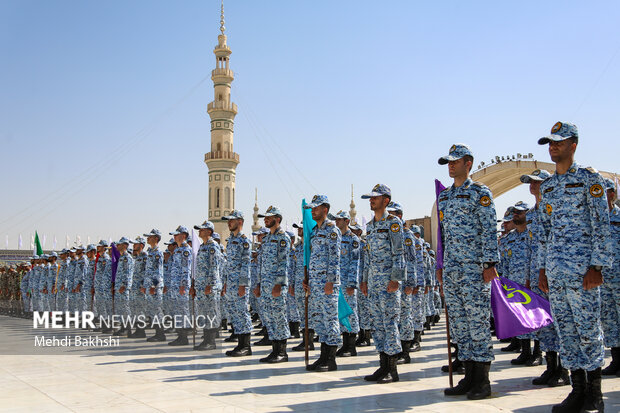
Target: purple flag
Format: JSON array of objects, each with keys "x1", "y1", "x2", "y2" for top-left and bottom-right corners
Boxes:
[
  {"x1": 491, "y1": 277, "x2": 553, "y2": 339},
  {"x1": 434, "y1": 179, "x2": 446, "y2": 269},
  {"x1": 110, "y1": 243, "x2": 121, "y2": 283}
]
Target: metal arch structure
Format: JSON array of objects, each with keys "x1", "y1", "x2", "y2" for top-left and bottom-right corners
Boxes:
[{"x1": 429, "y1": 159, "x2": 619, "y2": 251}]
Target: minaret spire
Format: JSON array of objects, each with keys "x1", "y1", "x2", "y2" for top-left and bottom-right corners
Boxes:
[
  {"x1": 349, "y1": 184, "x2": 357, "y2": 225},
  {"x1": 220, "y1": 0, "x2": 226, "y2": 35},
  {"x1": 252, "y1": 188, "x2": 260, "y2": 233}
]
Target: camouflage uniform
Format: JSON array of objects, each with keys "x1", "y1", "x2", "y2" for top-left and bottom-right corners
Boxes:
[{"x1": 223, "y1": 230, "x2": 252, "y2": 335}]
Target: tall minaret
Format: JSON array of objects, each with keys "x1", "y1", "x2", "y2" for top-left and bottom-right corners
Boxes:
[
  {"x1": 252, "y1": 188, "x2": 260, "y2": 233},
  {"x1": 205, "y1": 0, "x2": 239, "y2": 239},
  {"x1": 349, "y1": 184, "x2": 357, "y2": 225}
]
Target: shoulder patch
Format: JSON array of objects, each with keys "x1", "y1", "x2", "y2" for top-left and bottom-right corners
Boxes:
[
  {"x1": 352, "y1": 241, "x2": 359, "y2": 249},
  {"x1": 545, "y1": 204, "x2": 553, "y2": 215},
  {"x1": 390, "y1": 223, "x2": 400, "y2": 233},
  {"x1": 405, "y1": 238, "x2": 413, "y2": 246},
  {"x1": 479, "y1": 195, "x2": 491, "y2": 207},
  {"x1": 589, "y1": 184, "x2": 604, "y2": 198},
  {"x1": 243, "y1": 242, "x2": 250, "y2": 249},
  {"x1": 209, "y1": 247, "x2": 215, "y2": 254},
  {"x1": 279, "y1": 239, "x2": 286, "y2": 247},
  {"x1": 415, "y1": 244, "x2": 421, "y2": 250},
  {"x1": 330, "y1": 232, "x2": 337, "y2": 239}
]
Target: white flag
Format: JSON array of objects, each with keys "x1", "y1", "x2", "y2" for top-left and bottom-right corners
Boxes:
[
  {"x1": 191, "y1": 228, "x2": 201, "y2": 280},
  {"x1": 53, "y1": 235, "x2": 57, "y2": 250},
  {"x1": 18, "y1": 234, "x2": 22, "y2": 250},
  {"x1": 5, "y1": 235, "x2": 8, "y2": 249}
]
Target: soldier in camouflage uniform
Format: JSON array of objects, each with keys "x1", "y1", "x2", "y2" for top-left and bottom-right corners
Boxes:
[
  {"x1": 83, "y1": 245, "x2": 97, "y2": 315},
  {"x1": 167, "y1": 226, "x2": 193, "y2": 346},
  {"x1": 144, "y1": 229, "x2": 166, "y2": 342},
  {"x1": 360, "y1": 184, "x2": 405, "y2": 384},
  {"x1": 95, "y1": 240, "x2": 113, "y2": 333},
  {"x1": 600, "y1": 178, "x2": 620, "y2": 377},
  {"x1": 437, "y1": 144, "x2": 499, "y2": 400},
  {"x1": 285, "y1": 230, "x2": 301, "y2": 339},
  {"x1": 129, "y1": 236, "x2": 148, "y2": 338},
  {"x1": 71, "y1": 246, "x2": 87, "y2": 313},
  {"x1": 537, "y1": 122, "x2": 612, "y2": 413},
  {"x1": 331, "y1": 210, "x2": 361, "y2": 358},
  {"x1": 221, "y1": 211, "x2": 253, "y2": 356},
  {"x1": 113, "y1": 237, "x2": 134, "y2": 336},
  {"x1": 254, "y1": 206, "x2": 291, "y2": 363},
  {"x1": 409, "y1": 226, "x2": 426, "y2": 353},
  {"x1": 520, "y1": 169, "x2": 568, "y2": 387},
  {"x1": 291, "y1": 222, "x2": 316, "y2": 351},
  {"x1": 303, "y1": 196, "x2": 342, "y2": 372}
]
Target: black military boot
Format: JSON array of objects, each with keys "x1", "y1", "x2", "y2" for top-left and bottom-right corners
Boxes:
[
  {"x1": 268, "y1": 340, "x2": 288, "y2": 363},
  {"x1": 442, "y1": 344, "x2": 464, "y2": 374},
  {"x1": 581, "y1": 368, "x2": 604, "y2": 413},
  {"x1": 220, "y1": 318, "x2": 227, "y2": 330},
  {"x1": 377, "y1": 354, "x2": 399, "y2": 384},
  {"x1": 410, "y1": 331, "x2": 421, "y2": 352},
  {"x1": 336, "y1": 333, "x2": 348, "y2": 357},
  {"x1": 224, "y1": 327, "x2": 238, "y2": 342},
  {"x1": 424, "y1": 316, "x2": 431, "y2": 330},
  {"x1": 552, "y1": 369, "x2": 586, "y2": 413},
  {"x1": 289, "y1": 322, "x2": 300, "y2": 339},
  {"x1": 259, "y1": 341, "x2": 278, "y2": 363},
  {"x1": 356, "y1": 329, "x2": 371, "y2": 347},
  {"x1": 433, "y1": 314, "x2": 440, "y2": 323},
  {"x1": 316, "y1": 345, "x2": 338, "y2": 372},
  {"x1": 254, "y1": 334, "x2": 272, "y2": 346},
  {"x1": 195, "y1": 328, "x2": 217, "y2": 351},
  {"x1": 307, "y1": 342, "x2": 327, "y2": 371},
  {"x1": 227, "y1": 333, "x2": 252, "y2": 356},
  {"x1": 147, "y1": 326, "x2": 166, "y2": 342},
  {"x1": 602, "y1": 347, "x2": 620, "y2": 375},
  {"x1": 131, "y1": 327, "x2": 146, "y2": 339},
  {"x1": 526, "y1": 340, "x2": 543, "y2": 366},
  {"x1": 168, "y1": 330, "x2": 189, "y2": 346},
  {"x1": 511, "y1": 339, "x2": 532, "y2": 365},
  {"x1": 364, "y1": 352, "x2": 388, "y2": 381},
  {"x1": 112, "y1": 326, "x2": 127, "y2": 336},
  {"x1": 444, "y1": 360, "x2": 475, "y2": 395},
  {"x1": 293, "y1": 329, "x2": 315, "y2": 351},
  {"x1": 548, "y1": 358, "x2": 570, "y2": 387},
  {"x1": 467, "y1": 361, "x2": 492, "y2": 400},
  {"x1": 346, "y1": 333, "x2": 357, "y2": 356},
  {"x1": 396, "y1": 341, "x2": 411, "y2": 365},
  {"x1": 501, "y1": 337, "x2": 521, "y2": 352},
  {"x1": 255, "y1": 326, "x2": 267, "y2": 336},
  {"x1": 533, "y1": 351, "x2": 557, "y2": 385}
]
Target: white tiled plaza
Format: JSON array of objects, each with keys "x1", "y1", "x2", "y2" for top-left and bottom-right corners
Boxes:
[{"x1": 1, "y1": 315, "x2": 618, "y2": 413}]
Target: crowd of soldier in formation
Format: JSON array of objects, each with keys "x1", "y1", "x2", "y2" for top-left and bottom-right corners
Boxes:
[{"x1": 1, "y1": 121, "x2": 618, "y2": 413}]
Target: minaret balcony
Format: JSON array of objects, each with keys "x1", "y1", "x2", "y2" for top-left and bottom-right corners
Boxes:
[
  {"x1": 212, "y1": 68, "x2": 234, "y2": 81},
  {"x1": 205, "y1": 150, "x2": 240, "y2": 164},
  {"x1": 207, "y1": 100, "x2": 238, "y2": 114}
]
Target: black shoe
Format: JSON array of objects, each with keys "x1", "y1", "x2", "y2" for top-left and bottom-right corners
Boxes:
[
  {"x1": 442, "y1": 345, "x2": 463, "y2": 374},
  {"x1": 336, "y1": 333, "x2": 348, "y2": 357},
  {"x1": 267, "y1": 340, "x2": 288, "y2": 363},
  {"x1": 315, "y1": 345, "x2": 337, "y2": 372},
  {"x1": 396, "y1": 341, "x2": 411, "y2": 365},
  {"x1": 307, "y1": 343, "x2": 327, "y2": 371},
  {"x1": 227, "y1": 333, "x2": 252, "y2": 357},
  {"x1": 356, "y1": 329, "x2": 371, "y2": 347},
  {"x1": 289, "y1": 322, "x2": 300, "y2": 339},
  {"x1": 259, "y1": 341, "x2": 277, "y2": 363},
  {"x1": 501, "y1": 337, "x2": 521, "y2": 352},
  {"x1": 581, "y1": 368, "x2": 604, "y2": 413},
  {"x1": 424, "y1": 316, "x2": 431, "y2": 330},
  {"x1": 552, "y1": 369, "x2": 586, "y2": 413},
  {"x1": 467, "y1": 362, "x2": 492, "y2": 400},
  {"x1": 194, "y1": 328, "x2": 217, "y2": 351},
  {"x1": 336, "y1": 333, "x2": 357, "y2": 358},
  {"x1": 444, "y1": 361, "x2": 475, "y2": 395},
  {"x1": 526, "y1": 340, "x2": 543, "y2": 366},
  {"x1": 364, "y1": 352, "x2": 388, "y2": 381},
  {"x1": 131, "y1": 328, "x2": 146, "y2": 339},
  {"x1": 254, "y1": 326, "x2": 267, "y2": 336},
  {"x1": 164, "y1": 327, "x2": 175, "y2": 333},
  {"x1": 410, "y1": 331, "x2": 421, "y2": 352},
  {"x1": 293, "y1": 329, "x2": 315, "y2": 351},
  {"x1": 220, "y1": 319, "x2": 228, "y2": 330},
  {"x1": 547, "y1": 358, "x2": 570, "y2": 388},
  {"x1": 602, "y1": 347, "x2": 620, "y2": 375},
  {"x1": 533, "y1": 352, "x2": 557, "y2": 385},
  {"x1": 224, "y1": 331, "x2": 238, "y2": 342},
  {"x1": 433, "y1": 314, "x2": 440, "y2": 323},
  {"x1": 147, "y1": 327, "x2": 166, "y2": 342},
  {"x1": 112, "y1": 327, "x2": 126, "y2": 336},
  {"x1": 254, "y1": 335, "x2": 272, "y2": 346},
  {"x1": 377, "y1": 354, "x2": 399, "y2": 384},
  {"x1": 168, "y1": 331, "x2": 189, "y2": 346},
  {"x1": 511, "y1": 339, "x2": 531, "y2": 365}
]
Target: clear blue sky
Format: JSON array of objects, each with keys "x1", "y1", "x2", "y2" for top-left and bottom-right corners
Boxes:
[{"x1": 1, "y1": 0, "x2": 619, "y2": 248}]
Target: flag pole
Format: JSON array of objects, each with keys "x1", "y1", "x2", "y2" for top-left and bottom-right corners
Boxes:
[
  {"x1": 304, "y1": 266, "x2": 309, "y2": 366},
  {"x1": 440, "y1": 280, "x2": 453, "y2": 388}
]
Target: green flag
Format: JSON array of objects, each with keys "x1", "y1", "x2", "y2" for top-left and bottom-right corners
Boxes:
[{"x1": 34, "y1": 231, "x2": 43, "y2": 256}]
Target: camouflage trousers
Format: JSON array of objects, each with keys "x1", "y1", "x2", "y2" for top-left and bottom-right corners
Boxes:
[
  {"x1": 145, "y1": 289, "x2": 164, "y2": 320},
  {"x1": 340, "y1": 288, "x2": 359, "y2": 334},
  {"x1": 259, "y1": 284, "x2": 290, "y2": 341},
  {"x1": 225, "y1": 286, "x2": 252, "y2": 334},
  {"x1": 294, "y1": 282, "x2": 308, "y2": 327},
  {"x1": 287, "y1": 288, "x2": 301, "y2": 323},
  {"x1": 57, "y1": 290, "x2": 69, "y2": 312},
  {"x1": 530, "y1": 286, "x2": 559, "y2": 352},
  {"x1": 357, "y1": 291, "x2": 372, "y2": 330},
  {"x1": 600, "y1": 271, "x2": 620, "y2": 348},
  {"x1": 195, "y1": 289, "x2": 221, "y2": 330},
  {"x1": 433, "y1": 289, "x2": 442, "y2": 314},
  {"x1": 308, "y1": 280, "x2": 341, "y2": 346},
  {"x1": 425, "y1": 290, "x2": 435, "y2": 317},
  {"x1": 168, "y1": 288, "x2": 191, "y2": 329},
  {"x1": 547, "y1": 270, "x2": 605, "y2": 371},
  {"x1": 368, "y1": 277, "x2": 401, "y2": 356},
  {"x1": 130, "y1": 289, "x2": 145, "y2": 320},
  {"x1": 115, "y1": 291, "x2": 131, "y2": 317},
  {"x1": 95, "y1": 290, "x2": 113, "y2": 320},
  {"x1": 398, "y1": 287, "x2": 414, "y2": 341},
  {"x1": 412, "y1": 291, "x2": 425, "y2": 331},
  {"x1": 443, "y1": 264, "x2": 494, "y2": 362}
]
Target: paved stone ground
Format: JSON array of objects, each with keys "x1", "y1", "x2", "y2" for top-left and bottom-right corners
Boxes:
[{"x1": 0, "y1": 314, "x2": 618, "y2": 412}]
